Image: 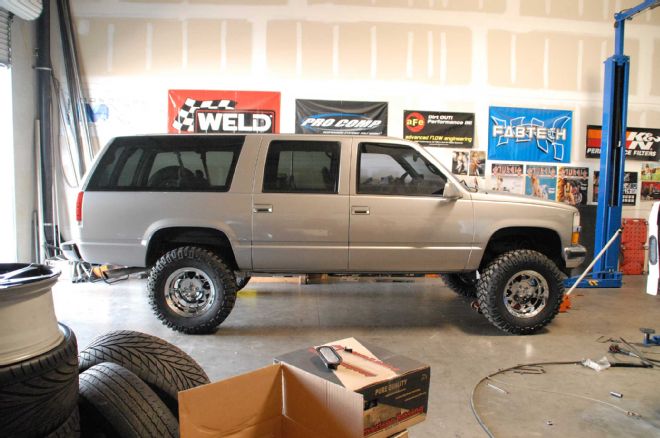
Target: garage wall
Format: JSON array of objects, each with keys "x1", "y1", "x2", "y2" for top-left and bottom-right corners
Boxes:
[
  {"x1": 10, "y1": 17, "x2": 37, "y2": 262},
  {"x1": 67, "y1": 0, "x2": 660, "y2": 222}
]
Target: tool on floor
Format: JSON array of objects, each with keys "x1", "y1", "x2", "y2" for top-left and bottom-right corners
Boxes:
[
  {"x1": 610, "y1": 391, "x2": 623, "y2": 398},
  {"x1": 640, "y1": 328, "x2": 660, "y2": 346}
]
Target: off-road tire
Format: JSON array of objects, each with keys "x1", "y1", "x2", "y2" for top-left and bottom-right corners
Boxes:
[
  {"x1": 79, "y1": 330, "x2": 209, "y2": 414},
  {"x1": 148, "y1": 246, "x2": 237, "y2": 334},
  {"x1": 235, "y1": 275, "x2": 251, "y2": 291},
  {"x1": 441, "y1": 273, "x2": 478, "y2": 297},
  {"x1": 78, "y1": 362, "x2": 179, "y2": 438},
  {"x1": 477, "y1": 250, "x2": 564, "y2": 335},
  {"x1": 45, "y1": 407, "x2": 80, "y2": 438},
  {"x1": 0, "y1": 324, "x2": 78, "y2": 438}
]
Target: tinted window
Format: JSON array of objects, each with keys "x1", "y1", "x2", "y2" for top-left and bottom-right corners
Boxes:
[
  {"x1": 263, "y1": 141, "x2": 340, "y2": 194},
  {"x1": 87, "y1": 136, "x2": 244, "y2": 192},
  {"x1": 357, "y1": 143, "x2": 446, "y2": 196}
]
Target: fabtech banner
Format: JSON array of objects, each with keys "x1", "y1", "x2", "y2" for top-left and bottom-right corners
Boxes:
[
  {"x1": 585, "y1": 125, "x2": 660, "y2": 161},
  {"x1": 295, "y1": 99, "x2": 387, "y2": 136},
  {"x1": 488, "y1": 106, "x2": 572, "y2": 163},
  {"x1": 168, "y1": 90, "x2": 280, "y2": 134},
  {"x1": 403, "y1": 111, "x2": 474, "y2": 147}
]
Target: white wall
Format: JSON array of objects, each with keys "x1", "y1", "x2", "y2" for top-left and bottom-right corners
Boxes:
[
  {"x1": 10, "y1": 17, "x2": 37, "y2": 262},
  {"x1": 67, "y1": 0, "x2": 660, "y2": 224}
]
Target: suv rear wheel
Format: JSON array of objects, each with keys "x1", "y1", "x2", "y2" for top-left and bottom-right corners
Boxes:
[
  {"x1": 477, "y1": 250, "x2": 564, "y2": 335},
  {"x1": 147, "y1": 246, "x2": 237, "y2": 334}
]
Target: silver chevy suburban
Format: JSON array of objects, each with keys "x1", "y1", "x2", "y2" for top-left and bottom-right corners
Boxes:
[{"x1": 62, "y1": 134, "x2": 586, "y2": 335}]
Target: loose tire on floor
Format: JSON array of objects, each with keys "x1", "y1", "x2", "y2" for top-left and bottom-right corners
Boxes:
[
  {"x1": 477, "y1": 250, "x2": 564, "y2": 335},
  {"x1": 148, "y1": 246, "x2": 237, "y2": 334},
  {"x1": 0, "y1": 324, "x2": 78, "y2": 438},
  {"x1": 45, "y1": 407, "x2": 80, "y2": 438},
  {"x1": 78, "y1": 330, "x2": 209, "y2": 411},
  {"x1": 441, "y1": 272, "x2": 478, "y2": 297},
  {"x1": 78, "y1": 362, "x2": 179, "y2": 438}
]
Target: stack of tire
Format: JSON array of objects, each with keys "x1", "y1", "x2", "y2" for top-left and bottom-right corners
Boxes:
[
  {"x1": 0, "y1": 264, "x2": 210, "y2": 437},
  {"x1": 77, "y1": 330, "x2": 210, "y2": 437}
]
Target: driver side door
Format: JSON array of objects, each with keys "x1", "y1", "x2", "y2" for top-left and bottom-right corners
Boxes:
[{"x1": 348, "y1": 141, "x2": 474, "y2": 272}]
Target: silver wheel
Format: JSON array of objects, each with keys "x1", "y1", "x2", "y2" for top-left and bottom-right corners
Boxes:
[
  {"x1": 503, "y1": 270, "x2": 549, "y2": 318},
  {"x1": 164, "y1": 268, "x2": 216, "y2": 317}
]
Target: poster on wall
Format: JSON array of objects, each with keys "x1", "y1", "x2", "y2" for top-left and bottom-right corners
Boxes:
[
  {"x1": 452, "y1": 151, "x2": 469, "y2": 175},
  {"x1": 593, "y1": 171, "x2": 637, "y2": 206},
  {"x1": 641, "y1": 163, "x2": 660, "y2": 201},
  {"x1": 585, "y1": 125, "x2": 660, "y2": 161},
  {"x1": 557, "y1": 167, "x2": 589, "y2": 206},
  {"x1": 490, "y1": 163, "x2": 524, "y2": 194},
  {"x1": 458, "y1": 176, "x2": 486, "y2": 191},
  {"x1": 488, "y1": 106, "x2": 572, "y2": 163},
  {"x1": 168, "y1": 90, "x2": 280, "y2": 134},
  {"x1": 525, "y1": 165, "x2": 557, "y2": 200},
  {"x1": 295, "y1": 99, "x2": 387, "y2": 135},
  {"x1": 469, "y1": 151, "x2": 486, "y2": 176},
  {"x1": 402, "y1": 111, "x2": 475, "y2": 147}
]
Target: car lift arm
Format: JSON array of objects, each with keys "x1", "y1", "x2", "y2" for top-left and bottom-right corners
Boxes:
[{"x1": 566, "y1": 0, "x2": 660, "y2": 288}]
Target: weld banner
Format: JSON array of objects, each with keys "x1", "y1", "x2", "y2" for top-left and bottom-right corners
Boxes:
[
  {"x1": 585, "y1": 125, "x2": 660, "y2": 161},
  {"x1": 168, "y1": 90, "x2": 280, "y2": 134},
  {"x1": 488, "y1": 106, "x2": 572, "y2": 163},
  {"x1": 403, "y1": 111, "x2": 474, "y2": 147},
  {"x1": 295, "y1": 99, "x2": 388, "y2": 136}
]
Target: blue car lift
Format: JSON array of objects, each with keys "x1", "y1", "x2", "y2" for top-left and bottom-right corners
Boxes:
[{"x1": 566, "y1": 0, "x2": 660, "y2": 289}]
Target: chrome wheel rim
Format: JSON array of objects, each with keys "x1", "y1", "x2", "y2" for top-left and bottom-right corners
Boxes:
[
  {"x1": 164, "y1": 268, "x2": 216, "y2": 317},
  {"x1": 503, "y1": 270, "x2": 549, "y2": 318}
]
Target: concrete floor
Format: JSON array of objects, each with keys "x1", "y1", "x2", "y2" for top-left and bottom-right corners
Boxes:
[{"x1": 52, "y1": 274, "x2": 660, "y2": 437}]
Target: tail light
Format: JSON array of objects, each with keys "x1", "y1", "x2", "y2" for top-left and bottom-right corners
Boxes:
[{"x1": 76, "y1": 191, "x2": 84, "y2": 223}]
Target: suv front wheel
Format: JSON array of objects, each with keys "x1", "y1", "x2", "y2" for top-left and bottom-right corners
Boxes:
[
  {"x1": 477, "y1": 250, "x2": 564, "y2": 335},
  {"x1": 147, "y1": 246, "x2": 237, "y2": 334}
]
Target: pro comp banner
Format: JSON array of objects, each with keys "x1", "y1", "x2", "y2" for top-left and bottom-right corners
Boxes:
[
  {"x1": 488, "y1": 106, "x2": 572, "y2": 163},
  {"x1": 585, "y1": 125, "x2": 660, "y2": 161},
  {"x1": 295, "y1": 99, "x2": 387, "y2": 136},
  {"x1": 168, "y1": 90, "x2": 280, "y2": 134},
  {"x1": 403, "y1": 111, "x2": 474, "y2": 147}
]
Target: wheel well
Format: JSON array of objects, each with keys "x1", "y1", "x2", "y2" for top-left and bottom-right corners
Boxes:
[
  {"x1": 145, "y1": 227, "x2": 238, "y2": 270},
  {"x1": 481, "y1": 227, "x2": 563, "y2": 270}
]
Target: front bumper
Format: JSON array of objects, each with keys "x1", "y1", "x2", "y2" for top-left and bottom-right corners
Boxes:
[
  {"x1": 563, "y1": 244, "x2": 587, "y2": 269},
  {"x1": 60, "y1": 241, "x2": 82, "y2": 262}
]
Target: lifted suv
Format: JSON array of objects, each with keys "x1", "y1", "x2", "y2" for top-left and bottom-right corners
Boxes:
[{"x1": 62, "y1": 134, "x2": 586, "y2": 335}]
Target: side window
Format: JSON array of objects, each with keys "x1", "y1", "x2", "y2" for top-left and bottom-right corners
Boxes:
[
  {"x1": 263, "y1": 141, "x2": 340, "y2": 194},
  {"x1": 357, "y1": 143, "x2": 446, "y2": 196},
  {"x1": 86, "y1": 136, "x2": 244, "y2": 192}
]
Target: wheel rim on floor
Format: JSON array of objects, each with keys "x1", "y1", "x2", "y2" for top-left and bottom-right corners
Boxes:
[
  {"x1": 503, "y1": 270, "x2": 549, "y2": 318},
  {"x1": 164, "y1": 268, "x2": 216, "y2": 317}
]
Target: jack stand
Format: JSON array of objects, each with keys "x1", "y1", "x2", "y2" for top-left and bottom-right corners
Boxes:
[{"x1": 641, "y1": 328, "x2": 660, "y2": 346}]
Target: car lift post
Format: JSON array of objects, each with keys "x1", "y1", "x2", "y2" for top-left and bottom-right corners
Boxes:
[{"x1": 566, "y1": 0, "x2": 660, "y2": 289}]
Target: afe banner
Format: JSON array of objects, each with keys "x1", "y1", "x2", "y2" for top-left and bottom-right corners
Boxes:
[
  {"x1": 168, "y1": 90, "x2": 280, "y2": 134},
  {"x1": 585, "y1": 125, "x2": 660, "y2": 161},
  {"x1": 403, "y1": 111, "x2": 474, "y2": 147},
  {"x1": 488, "y1": 106, "x2": 572, "y2": 163},
  {"x1": 295, "y1": 99, "x2": 388, "y2": 136}
]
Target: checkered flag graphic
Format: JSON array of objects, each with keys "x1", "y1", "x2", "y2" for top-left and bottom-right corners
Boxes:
[{"x1": 172, "y1": 98, "x2": 237, "y2": 132}]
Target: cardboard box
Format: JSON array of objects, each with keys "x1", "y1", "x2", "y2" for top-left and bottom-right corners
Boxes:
[
  {"x1": 179, "y1": 338, "x2": 429, "y2": 438},
  {"x1": 276, "y1": 338, "x2": 429, "y2": 438}
]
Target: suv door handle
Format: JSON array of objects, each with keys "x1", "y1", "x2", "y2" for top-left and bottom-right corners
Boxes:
[
  {"x1": 253, "y1": 204, "x2": 273, "y2": 213},
  {"x1": 351, "y1": 206, "x2": 370, "y2": 215}
]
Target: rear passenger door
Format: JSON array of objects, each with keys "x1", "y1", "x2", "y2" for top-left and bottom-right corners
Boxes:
[{"x1": 251, "y1": 138, "x2": 351, "y2": 271}]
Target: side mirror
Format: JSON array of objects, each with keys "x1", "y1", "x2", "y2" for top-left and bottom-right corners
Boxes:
[{"x1": 443, "y1": 181, "x2": 463, "y2": 200}]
